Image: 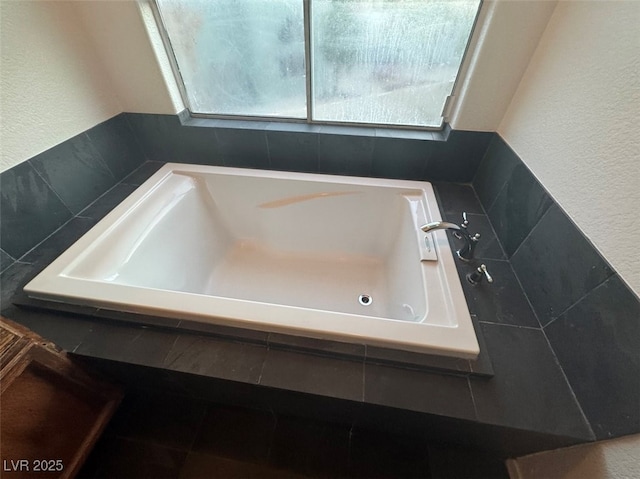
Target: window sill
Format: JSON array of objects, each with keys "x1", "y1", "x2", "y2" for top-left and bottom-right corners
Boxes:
[{"x1": 180, "y1": 111, "x2": 449, "y2": 142}]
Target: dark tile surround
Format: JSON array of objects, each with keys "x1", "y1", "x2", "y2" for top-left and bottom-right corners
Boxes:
[
  {"x1": 1, "y1": 161, "x2": 72, "y2": 259},
  {"x1": 1, "y1": 113, "x2": 638, "y2": 461},
  {"x1": 472, "y1": 135, "x2": 640, "y2": 441},
  {"x1": 78, "y1": 387, "x2": 509, "y2": 479},
  {"x1": 126, "y1": 113, "x2": 492, "y2": 182}
]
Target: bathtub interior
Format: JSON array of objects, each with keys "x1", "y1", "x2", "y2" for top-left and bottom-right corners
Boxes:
[
  {"x1": 24, "y1": 164, "x2": 479, "y2": 358},
  {"x1": 62, "y1": 172, "x2": 431, "y2": 322}
]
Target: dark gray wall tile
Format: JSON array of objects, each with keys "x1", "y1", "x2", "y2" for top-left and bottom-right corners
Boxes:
[
  {"x1": 163, "y1": 334, "x2": 267, "y2": 383},
  {"x1": 121, "y1": 161, "x2": 165, "y2": 186},
  {"x1": 473, "y1": 135, "x2": 520, "y2": 210},
  {"x1": 179, "y1": 452, "x2": 305, "y2": 478},
  {"x1": 511, "y1": 204, "x2": 615, "y2": 326},
  {"x1": 462, "y1": 259, "x2": 539, "y2": 328},
  {"x1": 425, "y1": 130, "x2": 493, "y2": 182},
  {"x1": 192, "y1": 404, "x2": 275, "y2": 463},
  {"x1": 266, "y1": 130, "x2": 318, "y2": 172},
  {"x1": 177, "y1": 319, "x2": 268, "y2": 344},
  {"x1": 22, "y1": 216, "x2": 96, "y2": 266},
  {"x1": 350, "y1": 429, "x2": 430, "y2": 478},
  {"x1": 116, "y1": 391, "x2": 207, "y2": 450},
  {"x1": 318, "y1": 134, "x2": 374, "y2": 176},
  {"x1": 268, "y1": 332, "x2": 365, "y2": 358},
  {"x1": 126, "y1": 113, "x2": 222, "y2": 165},
  {"x1": 0, "y1": 161, "x2": 72, "y2": 259},
  {"x1": 262, "y1": 388, "x2": 361, "y2": 426},
  {"x1": 86, "y1": 436, "x2": 187, "y2": 479},
  {"x1": 86, "y1": 114, "x2": 146, "y2": 180},
  {"x1": 215, "y1": 128, "x2": 270, "y2": 169},
  {"x1": 125, "y1": 113, "x2": 182, "y2": 162},
  {"x1": 175, "y1": 124, "x2": 224, "y2": 165},
  {"x1": 470, "y1": 323, "x2": 593, "y2": 439},
  {"x1": 74, "y1": 321, "x2": 178, "y2": 366},
  {"x1": 260, "y1": 349, "x2": 363, "y2": 401},
  {"x1": 365, "y1": 346, "x2": 471, "y2": 375},
  {"x1": 77, "y1": 183, "x2": 138, "y2": 221},
  {"x1": 1, "y1": 262, "x2": 40, "y2": 312},
  {"x1": 488, "y1": 164, "x2": 554, "y2": 257},
  {"x1": 434, "y1": 182, "x2": 484, "y2": 216},
  {"x1": 90, "y1": 307, "x2": 180, "y2": 330},
  {"x1": 469, "y1": 314, "x2": 495, "y2": 375},
  {"x1": 545, "y1": 275, "x2": 640, "y2": 439},
  {"x1": 270, "y1": 415, "x2": 351, "y2": 477},
  {"x1": 371, "y1": 137, "x2": 430, "y2": 179},
  {"x1": 29, "y1": 133, "x2": 117, "y2": 214},
  {"x1": 364, "y1": 363, "x2": 476, "y2": 420},
  {"x1": 2, "y1": 304, "x2": 93, "y2": 352},
  {"x1": 126, "y1": 114, "x2": 490, "y2": 181},
  {"x1": 0, "y1": 249, "x2": 15, "y2": 273},
  {"x1": 427, "y1": 445, "x2": 509, "y2": 479}
]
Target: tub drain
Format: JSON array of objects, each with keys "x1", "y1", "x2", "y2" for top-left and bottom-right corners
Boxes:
[{"x1": 358, "y1": 294, "x2": 373, "y2": 306}]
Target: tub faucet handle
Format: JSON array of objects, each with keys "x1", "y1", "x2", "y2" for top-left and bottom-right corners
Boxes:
[
  {"x1": 454, "y1": 212, "x2": 480, "y2": 243},
  {"x1": 467, "y1": 264, "x2": 493, "y2": 285},
  {"x1": 461, "y1": 212, "x2": 469, "y2": 228}
]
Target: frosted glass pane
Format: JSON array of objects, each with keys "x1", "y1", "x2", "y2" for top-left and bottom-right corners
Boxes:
[
  {"x1": 158, "y1": 0, "x2": 306, "y2": 118},
  {"x1": 311, "y1": 0, "x2": 479, "y2": 127}
]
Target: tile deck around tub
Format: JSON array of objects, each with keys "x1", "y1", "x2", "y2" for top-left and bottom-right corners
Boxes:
[
  {"x1": 1, "y1": 161, "x2": 594, "y2": 448},
  {"x1": 77, "y1": 387, "x2": 510, "y2": 479}
]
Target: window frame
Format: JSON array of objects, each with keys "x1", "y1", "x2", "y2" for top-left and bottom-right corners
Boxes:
[{"x1": 150, "y1": 0, "x2": 482, "y2": 131}]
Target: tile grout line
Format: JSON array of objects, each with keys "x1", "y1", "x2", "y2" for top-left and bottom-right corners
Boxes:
[
  {"x1": 27, "y1": 160, "x2": 75, "y2": 218},
  {"x1": 467, "y1": 376, "x2": 480, "y2": 420},
  {"x1": 25, "y1": 159, "x2": 75, "y2": 220},
  {"x1": 185, "y1": 400, "x2": 210, "y2": 454},
  {"x1": 483, "y1": 171, "x2": 510, "y2": 215},
  {"x1": 0, "y1": 248, "x2": 17, "y2": 263},
  {"x1": 542, "y1": 274, "x2": 615, "y2": 331},
  {"x1": 256, "y1": 345, "x2": 269, "y2": 386},
  {"x1": 476, "y1": 320, "x2": 540, "y2": 331},
  {"x1": 469, "y1": 134, "x2": 494, "y2": 187},
  {"x1": 505, "y1": 260, "x2": 545, "y2": 330},
  {"x1": 265, "y1": 410, "x2": 278, "y2": 464},
  {"x1": 263, "y1": 130, "x2": 273, "y2": 169},
  {"x1": 81, "y1": 131, "x2": 119, "y2": 183},
  {"x1": 361, "y1": 347, "x2": 367, "y2": 402},
  {"x1": 540, "y1": 327, "x2": 596, "y2": 440},
  {"x1": 123, "y1": 113, "x2": 152, "y2": 164},
  {"x1": 468, "y1": 185, "x2": 508, "y2": 260},
  {"x1": 509, "y1": 202, "x2": 554, "y2": 261}
]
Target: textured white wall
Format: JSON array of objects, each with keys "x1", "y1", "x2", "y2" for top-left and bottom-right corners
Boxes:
[
  {"x1": 0, "y1": 1, "x2": 121, "y2": 172},
  {"x1": 498, "y1": 0, "x2": 640, "y2": 295},
  {"x1": 508, "y1": 434, "x2": 640, "y2": 479},
  {"x1": 75, "y1": 0, "x2": 183, "y2": 115},
  {"x1": 450, "y1": 0, "x2": 557, "y2": 131}
]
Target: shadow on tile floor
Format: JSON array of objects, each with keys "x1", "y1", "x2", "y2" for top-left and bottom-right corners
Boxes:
[{"x1": 78, "y1": 390, "x2": 509, "y2": 479}]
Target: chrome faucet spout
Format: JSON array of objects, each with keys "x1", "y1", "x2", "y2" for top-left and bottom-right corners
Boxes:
[
  {"x1": 420, "y1": 214, "x2": 480, "y2": 262},
  {"x1": 421, "y1": 221, "x2": 463, "y2": 233}
]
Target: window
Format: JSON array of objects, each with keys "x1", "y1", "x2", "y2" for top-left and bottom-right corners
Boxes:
[{"x1": 155, "y1": 0, "x2": 480, "y2": 129}]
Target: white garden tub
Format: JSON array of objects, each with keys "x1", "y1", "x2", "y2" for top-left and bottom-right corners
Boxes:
[{"x1": 24, "y1": 164, "x2": 479, "y2": 359}]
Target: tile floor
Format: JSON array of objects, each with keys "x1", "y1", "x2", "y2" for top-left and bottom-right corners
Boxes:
[{"x1": 78, "y1": 389, "x2": 509, "y2": 479}]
